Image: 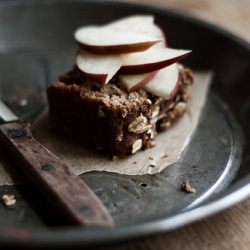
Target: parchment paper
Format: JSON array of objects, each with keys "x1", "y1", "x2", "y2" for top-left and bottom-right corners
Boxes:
[{"x1": 0, "y1": 71, "x2": 211, "y2": 185}]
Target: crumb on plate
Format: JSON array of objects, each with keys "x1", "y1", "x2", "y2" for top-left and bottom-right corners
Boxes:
[
  {"x1": 2, "y1": 194, "x2": 16, "y2": 206},
  {"x1": 182, "y1": 180, "x2": 196, "y2": 193}
]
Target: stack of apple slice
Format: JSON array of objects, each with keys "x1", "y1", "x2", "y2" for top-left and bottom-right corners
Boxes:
[{"x1": 75, "y1": 15, "x2": 191, "y2": 100}]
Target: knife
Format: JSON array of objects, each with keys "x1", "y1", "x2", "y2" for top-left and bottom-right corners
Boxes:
[{"x1": 0, "y1": 99, "x2": 114, "y2": 227}]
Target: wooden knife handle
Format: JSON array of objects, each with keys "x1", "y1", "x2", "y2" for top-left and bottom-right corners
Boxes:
[{"x1": 0, "y1": 122, "x2": 114, "y2": 227}]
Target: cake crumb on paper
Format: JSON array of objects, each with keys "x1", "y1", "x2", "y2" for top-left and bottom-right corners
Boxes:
[
  {"x1": 150, "y1": 162, "x2": 157, "y2": 168},
  {"x1": 162, "y1": 153, "x2": 168, "y2": 158}
]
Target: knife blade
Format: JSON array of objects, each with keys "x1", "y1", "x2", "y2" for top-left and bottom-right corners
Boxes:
[{"x1": 0, "y1": 99, "x2": 114, "y2": 227}]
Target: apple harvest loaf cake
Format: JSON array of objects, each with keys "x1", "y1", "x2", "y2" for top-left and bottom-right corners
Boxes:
[{"x1": 47, "y1": 15, "x2": 193, "y2": 159}]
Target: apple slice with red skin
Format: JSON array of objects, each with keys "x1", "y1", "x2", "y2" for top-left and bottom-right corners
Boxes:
[
  {"x1": 119, "y1": 47, "x2": 190, "y2": 75},
  {"x1": 76, "y1": 50, "x2": 124, "y2": 85},
  {"x1": 106, "y1": 15, "x2": 155, "y2": 33},
  {"x1": 76, "y1": 46, "x2": 188, "y2": 86},
  {"x1": 151, "y1": 24, "x2": 167, "y2": 48},
  {"x1": 136, "y1": 23, "x2": 166, "y2": 48},
  {"x1": 74, "y1": 26, "x2": 161, "y2": 55},
  {"x1": 116, "y1": 17, "x2": 167, "y2": 91},
  {"x1": 118, "y1": 70, "x2": 159, "y2": 92},
  {"x1": 112, "y1": 16, "x2": 168, "y2": 91},
  {"x1": 143, "y1": 63, "x2": 180, "y2": 100},
  {"x1": 106, "y1": 15, "x2": 167, "y2": 48}
]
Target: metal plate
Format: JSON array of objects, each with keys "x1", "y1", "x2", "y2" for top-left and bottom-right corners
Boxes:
[{"x1": 0, "y1": 0, "x2": 250, "y2": 248}]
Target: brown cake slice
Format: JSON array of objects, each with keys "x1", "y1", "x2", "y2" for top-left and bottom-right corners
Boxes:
[
  {"x1": 47, "y1": 66, "x2": 193, "y2": 159},
  {"x1": 47, "y1": 15, "x2": 194, "y2": 159}
]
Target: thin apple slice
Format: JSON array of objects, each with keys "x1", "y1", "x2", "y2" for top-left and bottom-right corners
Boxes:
[
  {"x1": 143, "y1": 64, "x2": 180, "y2": 100},
  {"x1": 118, "y1": 47, "x2": 190, "y2": 75},
  {"x1": 106, "y1": 15, "x2": 167, "y2": 48},
  {"x1": 119, "y1": 71, "x2": 159, "y2": 92},
  {"x1": 150, "y1": 24, "x2": 167, "y2": 48},
  {"x1": 74, "y1": 26, "x2": 161, "y2": 55},
  {"x1": 76, "y1": 50, "x2": 124, "y2": 85},
  {"x1": 106, "y1": 15, "x2": 155, "y2": 33}
]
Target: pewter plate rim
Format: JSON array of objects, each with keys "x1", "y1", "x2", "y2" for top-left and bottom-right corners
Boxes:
[{"x1": 0, "y1": 0, "x2": 249, "y2": 248}]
